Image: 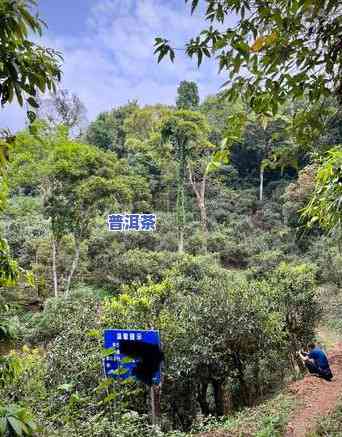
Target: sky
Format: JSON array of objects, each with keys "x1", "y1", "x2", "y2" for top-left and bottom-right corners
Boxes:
[{"x1": 1, "y1": 0, "x2": 227, "y2": 131}]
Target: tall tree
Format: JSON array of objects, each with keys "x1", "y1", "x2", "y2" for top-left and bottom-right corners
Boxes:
[
  {"x1": 0, "y1": 0, "x2": 62, "y2": 322},
  {"x1": 176, "y1": 81, "x2": 200, "y2": 110},
  {"x1": 161, "y1": 110, "x2": 230, "y2": 252},
  {"x1": 10, "y1": 123, "x2": 150, "y2": 296},
  {"x1": 155, "y1": 1, "x2": 342, "y2": 115},
  {"x1": 0, "y1": 0, "x2": 62, "y2": 423},
  {"x1": 123, "y1": 104, "x2": 174, "y2": 209},
  {"x1": 161, "y1": 111, "x2": 203, "y2": 252},
  {"x1": 85, "y1": 102, "x2": 138, "y2": 157},
  {"x1": 188, "y1": 109, "x2": 247, "y2": 251},
  {"x1": 242, "y1": 115, "x2": 294, "y2": 202},
  {"x1": 200, "y1": 93, "x2": 238, "y2": 145}
]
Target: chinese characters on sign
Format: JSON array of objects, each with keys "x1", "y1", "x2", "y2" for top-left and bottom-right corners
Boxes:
[
  {"x1": 107, "y1": 214, "x2": 156, "y2": 232},
  {"x1": 103, "y1": 329, "x2": 161, "y2": 384}
]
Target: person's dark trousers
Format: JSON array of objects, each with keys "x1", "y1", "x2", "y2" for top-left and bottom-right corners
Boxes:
[{"x1": 305, "y1": 361, "x2": 333, "y2": 381}]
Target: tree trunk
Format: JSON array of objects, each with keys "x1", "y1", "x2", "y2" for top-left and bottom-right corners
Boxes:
[
  {"x1": 212, "y1": 380, "x2": 224, "y2": 416},
  {"x1": 188, "y1": 165, "x2": 208, "y2": 253},
  {"x1": 178, "y1": 229, "x2": 184, "y2": 253},
  {"x1": 177, "y1": 145, "x2": 186, "y2": 254},
  {"x1": 65, "y1": 237, "x2": 81, "y2": 296},
  {"x1": 233, "y1": 352, "x2": 249, "y2": 406},
  {"x1": 151, "y1": 385, "x2": 161, "y2": 427},
  {"x1": 288, "y1": 330, "x2": 306, "y2": 373},
  {"x1": 51, "y1": 237, "x2": 58, "y2": 298},
  {"x1": 199, "y1": 199, "x2": 208, "y2": 253},
  {"x1": 259, "y1": 166, "x2": 264, "y2": 202},
  {"x1": 222, "y1": 383, "x2": 233, "y2": 415},
  {"x1": 337, "y1": 225, "x2": 342, "y2": 255},
  {"x1": 197, "y1": 382, "x2": 210, "y2": 416},
  {"x1": 166, "y1": 187, "x2": 170, "y2": 213},
  {"x1": 291, "y1": 341, "x2": 306, "y2": 373},
  {"x1": 253, "y1": 364, "x2": 262, "y2": 402}
]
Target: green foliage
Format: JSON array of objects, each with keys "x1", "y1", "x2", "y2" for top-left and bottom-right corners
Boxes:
[
  {"x1": 0, "y1": 353, "x2": 23, "y2": 387},
  {"x1": 24, "y1": 287, "x2": 99, "y2": 344},
  {"x1": 282, "y1": 164, "x2": 316, "y2": 227},
  {"x1": 161, "y1": 110, "x2": 213, "y2": 250},
  {"x1": 176, "y1": 81, "x2": 199, "y2": 110},
  {"x1": 190, "y1": 393, "x2": 295, "y2": 436},
  {"x1": 308, "y1": 237, "x2": 342, "y2": 287},
  {"x1": 85, "y1": 102, "x2": 138, "y2": 156},
  {"x1": 0, "y1": 346, "x2": 46, "y2": 436},
  {"x1": 0, "y1": 310, "x2": 20, "y2": 341},
  {"x1": 0, "y1": 236, "x2": 20, "y2": 342},
  {"x1": 40, "y1": 293, "x2": 101, "y2": 395},
  {"x1": 155, "y1": 1, "x2": 342, "y2": 113},
  {"x1": 262, "y1": 262, "x2": 320, "y2": 350},
  {"x1": 302, "y1": 147, "x2": 342, "y2": 236},
  {"x1": 161, "y1": 110, "x2": 211, "y2": 152},
  {"x1": 0, "y1": 403, "x2": 37, "y2": 436},
  {"x1": 199, "y1": 93, "x2": 237, "y2": 145},
  {"x1": 0, "y1": 0, "x2": 62, "y2": 116},
  {"x1": 0, "y1": 239, "x2": 18, "y2": 287},
  {"x1": 8, "y1": 123, "x2": 151, "y2": 294},
  {"x1": 101, "y1": 256, "x2": 317, "y2": 429},
  {"x1": 89, "y1": 247, "x2": 180, "y2": 290},
  {"x1": 1, "y1": 196, "x2": 48, "y2": 264},
  {"x1": 1, "y1": 61, "x2": 341, "y2": 437}
]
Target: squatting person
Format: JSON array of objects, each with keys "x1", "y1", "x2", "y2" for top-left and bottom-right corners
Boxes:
[{"x1": 298, "y1": 342, "x2": 333, "y2": 381}]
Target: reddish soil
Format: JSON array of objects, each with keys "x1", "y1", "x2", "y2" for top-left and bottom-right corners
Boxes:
[
  {"x1": 285, "y1": 341, "x2": 342, "y2": 437},
  {"x1": 197, "y1": 343, "x2": 342, "y2": 437}
]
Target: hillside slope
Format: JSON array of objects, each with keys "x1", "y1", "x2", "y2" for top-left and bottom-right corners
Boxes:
[{"x1": 286, "y1": 342, "x2": 342, "y2": 436}]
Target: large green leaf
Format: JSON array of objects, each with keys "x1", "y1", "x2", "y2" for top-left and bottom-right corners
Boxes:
[{"x1": 8, "y1": 416, "x2": 24, "y2": 436}]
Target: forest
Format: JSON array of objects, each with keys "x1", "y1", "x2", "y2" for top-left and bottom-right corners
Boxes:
[{"x1": 0, "y1": 1, "x2": 342, "y2": 436}]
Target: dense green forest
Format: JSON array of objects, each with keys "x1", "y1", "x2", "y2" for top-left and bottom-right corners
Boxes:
[{"x1": 1, "y1": 1, "x2": 342, "y2": 436}]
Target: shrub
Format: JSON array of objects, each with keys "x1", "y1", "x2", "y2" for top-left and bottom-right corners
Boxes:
[
  {"x1": 260, "y1": 262, "x2": 320, "y2": 362},
  {"x1": 0, "y1": 403, "x2": 37, "y2": 437},
  {"x1": 24, "y1": 287, "x2": 99, "y2": 344},
  {"x1": 101, "y1": 258, "x2": 315, "y2": 430}
]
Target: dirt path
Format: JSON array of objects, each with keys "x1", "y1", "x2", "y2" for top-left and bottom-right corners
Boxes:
[{"x1": 285, "y1": 341, "x2": 342, "y2": 437}]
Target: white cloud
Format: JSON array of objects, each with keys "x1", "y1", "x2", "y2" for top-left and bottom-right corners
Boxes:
[{"x1": 1, "y1": 0, "x2": 226, "y2": 131}]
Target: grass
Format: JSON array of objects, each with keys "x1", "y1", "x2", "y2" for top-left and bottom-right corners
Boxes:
[
  {"x1": 307, "y1": 399, "x2": 342, "y2": 437},
  {"x1": 316, "y1": 324, "x2": 342, "y2": 351},
  {"x1": 188, "y1": 393, "x2": 297, "y2": 437}
]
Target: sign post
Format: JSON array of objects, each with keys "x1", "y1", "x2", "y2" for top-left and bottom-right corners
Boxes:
[
  {"x1": 103, "y1": 329, "x2": 162, "y2": 426},
  {"x1": 151, "y1": 384, "x2": 161, "y2": 427}
]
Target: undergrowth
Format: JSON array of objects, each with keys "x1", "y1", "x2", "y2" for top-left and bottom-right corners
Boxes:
[
  {"x1": 309, "y1": 399, "x2": 342, "y2": 437},
  {"x1": 188, "y1": 393, "x2": 296, "y2": 436}
]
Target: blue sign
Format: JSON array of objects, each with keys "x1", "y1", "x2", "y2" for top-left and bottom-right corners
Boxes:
[
  {"x1": 107, "y1": 214, "x2": 156, "y2": 232},
  {"x1": 103, "y1": 329, "x2": 162, "y2": 385}
]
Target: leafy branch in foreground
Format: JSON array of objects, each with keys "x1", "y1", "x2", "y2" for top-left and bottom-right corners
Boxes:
[
  {"x1": 155, "y1": 0, "x2": 342, "y2": 115},
  {"x1": 302, "y1": 147, "x2": 342, "y2": 239},
  {"x1": 0, "y1": 0, "x2": 62, "y2": 121},
  {"x1": 0, "y1": 403, "x2": 37, "y2": 436}
]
